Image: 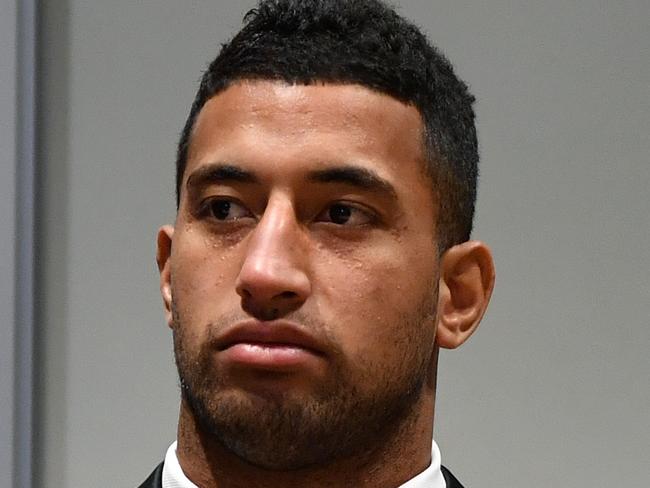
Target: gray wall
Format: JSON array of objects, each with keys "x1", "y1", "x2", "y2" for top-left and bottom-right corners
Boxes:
[
  {"x1": 1, "y1": 1, "x2": 18, "y2": 485},
  {"x1": 3, "y1": 0, "x2": 36, "y2": 486},
  {"x1": 37, "y1": 1, "x2": 650, "y2": 487}
]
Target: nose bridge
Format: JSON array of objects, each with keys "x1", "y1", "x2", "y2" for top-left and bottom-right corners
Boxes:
[{"x1": 246, "y1": 195, "x2": 300, "y2": 267}]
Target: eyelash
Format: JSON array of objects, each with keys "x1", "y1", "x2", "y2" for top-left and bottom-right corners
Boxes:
[
  {"x1": 199, "y1": 198, "x2": 253, "y2": 222},
  {"x1": 197, "y1": 197, "x2": 378, "y2": 227},
  {"x1": 315, "y1": 202, "x2": 376, "y2": 226}
]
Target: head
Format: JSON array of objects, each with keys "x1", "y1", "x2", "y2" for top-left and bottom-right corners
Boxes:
[
  {"x1": 176, "y1": 0, "x2": 478, "y2": 253},
  {"x1": 157, "y1": 0, "x2": 494, "y2": 474}
]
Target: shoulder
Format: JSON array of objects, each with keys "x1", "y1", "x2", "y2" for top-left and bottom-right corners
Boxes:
[
  {"x1": 441, "y1": 465, "x2": 465, "y2": 488},
  {"x1": 137, "y1": 462, "x2": 164, "y2": 488}
]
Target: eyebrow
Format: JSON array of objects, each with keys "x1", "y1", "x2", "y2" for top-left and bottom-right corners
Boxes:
[
  {"x1": 307, "y1": 166, "x2": 398, "y2": 200},
  {"x1": 185, "y1": 162, "x2": 397, "y2": 200},
  {"x1": 186, "y1": 163, "x2": 258, "y2": 190}
]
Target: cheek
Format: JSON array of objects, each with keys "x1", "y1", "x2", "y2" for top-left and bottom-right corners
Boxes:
[
  {"x1": 170, "y1": 229, "x2": 243, "y2": 320},
  {"x1": 313, "y1": 240, "x2": 438, "y2": 358}
]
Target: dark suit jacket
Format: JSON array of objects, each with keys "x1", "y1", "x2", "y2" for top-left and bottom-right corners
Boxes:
[{"x1": 138, "y1": 462, "x2": 464, "y2": 487}]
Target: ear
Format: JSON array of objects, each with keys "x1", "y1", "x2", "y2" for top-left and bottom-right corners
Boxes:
[
  {"x1": 156, "y1": 225, "x2": 175, "y2": 328},
  {"x1": 435, "y1": 240, "x2": 495, "y2": 349}
]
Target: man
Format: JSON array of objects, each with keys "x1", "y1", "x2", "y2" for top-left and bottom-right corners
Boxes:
[{"x1": 140, "y1": 0, "x2": 495, "y2": 486}]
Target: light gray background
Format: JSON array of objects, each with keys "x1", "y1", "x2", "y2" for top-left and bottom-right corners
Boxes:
[{"x1": 35, "y1": 1, "x2": 649, "y2": 487}]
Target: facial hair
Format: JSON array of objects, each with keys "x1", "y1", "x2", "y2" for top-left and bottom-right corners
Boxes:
[{"x1": 171, "y1": 290, "x2": 438, "y2": 471}]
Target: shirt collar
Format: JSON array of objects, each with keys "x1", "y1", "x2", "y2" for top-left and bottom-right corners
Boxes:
[
  {"x1": 162, "y1": 440, "x2": 446, "y2": 488},
  {"x1": 162, "y1": 442, "x2": 198, "y2": 488}
]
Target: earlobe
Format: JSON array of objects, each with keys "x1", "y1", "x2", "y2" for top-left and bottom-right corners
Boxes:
[
  {"x1": 435, "y1": 241, "x2": 495, "y2": 349},
  {"x1": 156, "y1": 225, "x2": 175, "y2": 328}
]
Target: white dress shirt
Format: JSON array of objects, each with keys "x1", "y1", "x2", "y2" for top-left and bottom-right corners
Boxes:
[{"x1": 162, "y1": 440, "x2": 446, "y2": 488}]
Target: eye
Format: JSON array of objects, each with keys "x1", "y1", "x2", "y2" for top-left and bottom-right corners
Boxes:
[
  {"x1": 202, "y1": 198, "x2": 253, "y2": 221},
  {"x1": 316, "y1": 203, "x2": 374, "y2": 226}
]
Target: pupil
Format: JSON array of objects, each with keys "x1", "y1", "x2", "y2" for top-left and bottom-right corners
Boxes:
[
  {"x1": 212, "y1": 200, "x2": 231, "y2": 220},
  {"x1": 330, "y1": 205, "x2": 351, "y2": 224}
]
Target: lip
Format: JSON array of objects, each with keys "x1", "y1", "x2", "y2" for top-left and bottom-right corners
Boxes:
[{"x1": 214, "y1": 320, "x2": 327, "y2": 370}]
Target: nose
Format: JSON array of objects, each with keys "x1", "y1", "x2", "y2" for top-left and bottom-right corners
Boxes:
[{"x1": 235, "y1": 197, "x2": 311, "y2": 320}]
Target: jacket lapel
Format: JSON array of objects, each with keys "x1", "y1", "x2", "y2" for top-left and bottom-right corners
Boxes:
[
  {"x1": 441, "y1": 465, "x2": 465, "y2": 487},
  {"x1": 137, "y1": 462, "x2": 163, "y2": 488}
]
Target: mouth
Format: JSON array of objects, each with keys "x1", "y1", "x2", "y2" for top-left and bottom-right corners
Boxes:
[{"x1": 214, "y1": 320, "x2": 326, "y2": 371}]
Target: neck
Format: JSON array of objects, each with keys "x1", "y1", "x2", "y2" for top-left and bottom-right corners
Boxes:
[{"x1": 175, "y1": 391, "x2": 436, "y2": 488}]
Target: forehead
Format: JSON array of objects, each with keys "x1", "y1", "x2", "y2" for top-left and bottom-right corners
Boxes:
[
  {"x1": 194, "y1": 80, "x2": 423, "y2": 137},
  {"x1": 188, "y1": 81, "x2": 426, "y2": 172}
]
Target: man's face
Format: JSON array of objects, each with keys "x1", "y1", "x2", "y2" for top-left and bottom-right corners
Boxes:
[{"x1": 162, "y1": 81, "x2": 441, "y2": 469}]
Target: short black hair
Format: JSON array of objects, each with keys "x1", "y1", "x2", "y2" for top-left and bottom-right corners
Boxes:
[{"x1": 176, "y1": 0, "x2": 478, "y2": 251}]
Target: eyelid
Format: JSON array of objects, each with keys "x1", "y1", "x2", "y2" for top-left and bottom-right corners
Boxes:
[
  {"x1": 198, "y1": 195, "x2": 255, "y2": 221},
  {"x1": 194, "y1": 194, "x2": 381, "y2": 226},
  {"x1": 315, "y1": 201, "x2": 378, "y2": 226}
]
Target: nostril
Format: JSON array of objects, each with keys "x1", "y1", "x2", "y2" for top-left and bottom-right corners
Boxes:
[{"x1": 278, "y1": 291, "x2": 298, "y2": 299}]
